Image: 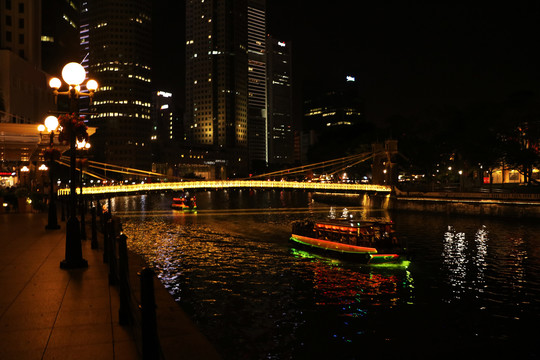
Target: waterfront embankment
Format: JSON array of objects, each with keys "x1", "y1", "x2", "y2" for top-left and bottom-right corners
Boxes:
[
  {"x1": 0, "y1": 211, "x2": 220, "y2": 360},
  {"x1": 312, "y1": 190, "x2": 540, "y2": 218},
  {"x1": 392, "y1": 189, "x2": 540, "y2": 218}
]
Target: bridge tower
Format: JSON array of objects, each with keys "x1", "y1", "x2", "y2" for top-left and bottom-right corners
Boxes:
[{"x1": 371, "y1": 140, "x2": 398, "y2": 186}]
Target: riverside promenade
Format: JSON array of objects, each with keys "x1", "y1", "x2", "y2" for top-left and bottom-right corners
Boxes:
[{"x1": 0, "y1": 211, "x2": 220, "y2": 360}]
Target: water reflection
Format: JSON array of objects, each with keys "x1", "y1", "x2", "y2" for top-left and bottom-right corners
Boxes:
[
  {"x1": 115, "y1": 193, "x2": 540, "y2": 359},
  {"x1": 442, "y1": 225, "x2": 492, "y2": 303},
  {"x1": 442, "y1": 226, "x2": 468, "y2": 301},
  {"x1": 473, "y1": 225, "x2": 488, "y2": 297},
  {"x1": 121, "y1": 203, "x2": 413, "y2": 359}
]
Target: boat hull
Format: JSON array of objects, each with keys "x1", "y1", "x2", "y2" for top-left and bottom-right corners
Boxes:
[
  {"x1": 172, "y1": 205, "x2": 197, "y2": 212},
  {"x1": 290, "y1": 234, "x2": 401, "y2": 264},
  {"x1": 172, "y1": 196, "x2": 197, "y2": 211}
]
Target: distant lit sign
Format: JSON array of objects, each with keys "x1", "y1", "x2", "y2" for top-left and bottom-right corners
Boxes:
[
  {"x1": 157, "y1": 91, "x2": 172, "y2": 97},
  {"x1": 278, "y1": 41, "x2": 286, "y2": 47},
  {"x1": 0, "y1": 172, "x2": 15, "y2": 176},
  {"x1": 346, "y1": 76, "x2": 355, "y2": 82},
  {"x1": 160, "y1": 104, "x2": 169, "y2": 110}
]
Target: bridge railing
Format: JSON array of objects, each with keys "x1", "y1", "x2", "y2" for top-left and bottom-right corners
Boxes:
[{"x1": 57, "y1": 180, "x2": 392, "y2": 196}]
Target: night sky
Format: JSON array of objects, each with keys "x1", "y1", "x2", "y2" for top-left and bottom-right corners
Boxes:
[{"x1": 154, "y1": 2, "x2": 540, "y2": 124}]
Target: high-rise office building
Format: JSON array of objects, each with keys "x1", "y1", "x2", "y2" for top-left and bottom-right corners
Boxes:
[
  {"x1": 247, "y1": 1, "x2": 267, "y2": 167},
  {"x1": 41, "y1": 0, "x2": 80, "y2": 75},
  {"x1": 0, "y1": 0, "x2": 41, "y2": 67},
  {"x1": 304, "y1": 76, "x2": 362, "y2": 131},
  {"x1": 0, "y1": 0, "x2": 53, "y2": 125},
  {"x1": 81, "y1": 0, "x2": 153, "y2": 171},
  {"x1": 303, "y1": 75, "x2": 364, "y2": 162},
  {"x1": 186, "y1": 0, "x2": 270, "y2": 177},
  {"x1": 267, "y1": 36, "x2": 293, "y2": 165},
  {"x1": 151, "y1": 90, "x2": 183, "y2": 164}
]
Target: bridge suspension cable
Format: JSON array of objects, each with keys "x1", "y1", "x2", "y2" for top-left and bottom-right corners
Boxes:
[
  {"x1": 54, "y1": 149, "x2": 388, "y2": 183},
  {"x1": 247, "y1": 151, "x2": 383, "y2": 180},
  {"x1": 57, "y1": 157, "x2": 169, "y2": 180}
]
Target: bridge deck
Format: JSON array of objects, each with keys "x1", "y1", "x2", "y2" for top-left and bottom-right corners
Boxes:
[{"x1": 57, "y1": 180, "x2": 392, "y2": 196}]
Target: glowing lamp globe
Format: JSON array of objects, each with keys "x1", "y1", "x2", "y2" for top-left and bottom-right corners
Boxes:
[
  {"x1": 61, "y1": 62, "x2": 86, "y2": 86},
  {"x1": 44, "y1": 116, "x2": 59, "y2": 132},
  {"x1": 49, "y1": 77, "x2": 62, "y2": 89},
  {"x1": 86, "y1": 79, "x2": 98, "y2": 91},
  {"x1": 37, "y1": 124, "x2": 46, "y2": 132}
]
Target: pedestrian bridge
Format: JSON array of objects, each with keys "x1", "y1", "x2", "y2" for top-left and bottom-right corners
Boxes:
[{"x1": 57, "y1": 180, "x2": 392, "y2": 197}]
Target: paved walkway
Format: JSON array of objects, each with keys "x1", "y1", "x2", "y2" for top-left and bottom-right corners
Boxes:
[
  {"x1": 0, "y1": 211, "x2": 140, "y2": 359},
  {"x1": 0, "y1": 210, "x2": 221, "y2": 360}
]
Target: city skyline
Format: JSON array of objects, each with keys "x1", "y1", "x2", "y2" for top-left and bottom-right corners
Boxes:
[
  {"x1": 268, "y1": 2, "x2": 540, "y2": 124},
  {"x1": 155, "y1": 2, "x2": 540, "y2": 125}
]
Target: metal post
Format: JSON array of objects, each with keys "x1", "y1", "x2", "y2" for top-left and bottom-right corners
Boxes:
[
  {"x1": 91, "y1": 205, "x2": 98, "y2": 249},
  {"x1": 80, "y1": 197, "x2": 87, "y2": 240},
  {"x1": 139, "y1": 267, "x2": 159, "y2": 360},
  {"x1": 46, "y1": 130, "x2": 60, "y2": 230},
  {"x1": 108, "y1": 218, "x2": 118, "y2": 285},
  {"x1": 61, "y1": 197, "x2": 65, "y2": 221},
  {"x1": 103, "y1": 212, "x2": 110, "y2": 264},
  {"x1": 60, "y1": 98, "x2": 87, "y2": 269},
  {"x1": 117, "y1": 234, "x2": 132, "y2": 325}
]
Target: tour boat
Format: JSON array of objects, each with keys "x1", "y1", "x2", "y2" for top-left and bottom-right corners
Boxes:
[
  {"x1": 171, "y1": 194, "x2": 197, "y2": 212},
  {"x1": 290, "y1": 210, "x2": 405, "y2": 264}
]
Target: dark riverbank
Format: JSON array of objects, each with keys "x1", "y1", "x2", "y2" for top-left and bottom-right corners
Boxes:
[{"x1": 312, "y1": 190, "x2": 540, "y2": 218}]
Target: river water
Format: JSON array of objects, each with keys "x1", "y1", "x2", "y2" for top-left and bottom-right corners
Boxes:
[{"x1": 111, "y1": 190, "x2": 540, "y2": 360}]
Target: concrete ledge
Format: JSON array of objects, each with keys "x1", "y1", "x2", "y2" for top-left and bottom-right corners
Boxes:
[
  {"x1": 392, "y1": 196, "x2": 540, "y2": 218},
  {"x1": 124, "y1": 245, "x2": 221, "y2": 360}
]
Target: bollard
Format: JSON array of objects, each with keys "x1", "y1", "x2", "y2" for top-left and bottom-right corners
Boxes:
[
  {"x1": 139, "y1": 267, "x2": 159, "y2": 360},
  {"x1": 102, "y1": 206, "x2": 112, "y2": 263},
  {"x1": 103, "y1": 216, "x2": 109, "y2": 264},
  {"x1": 97, "y1": 200, "x2": 104, "y2": 232},
  {"x1": 108, "y1": 218, "x2": 118, "y2": 285},
  {"x1": 117, "y1": 233, "x2": 132, "y2": 325},
  {"x1": 65, "y1": 199, "x2": 70, "y2": 219},
  {"x1": 61, "y1": 198, "x2": 65, "y2": 221},
  {"x1": 80, "y1": 198, "x2": 87, "y2": 240},
  {"x1": 91, "y1": 206, "x2": 98, "y2": 249}
]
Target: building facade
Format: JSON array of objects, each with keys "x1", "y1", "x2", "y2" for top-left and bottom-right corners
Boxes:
[
  {"x1": 267, "y1": 36, "x2": 293, "y2": 165},
  {"x1": 246, "y1": 1, "x2": 267, "y2": 168},
  {"x1": 186, "y1": 0, "x2": 273, "y2": 177},
  {"x1": 41, "y1": 0, "x2": 80, "y2": 75},
  {"x1": 151, "y1": 90, "x2": 183, "y2": 167},
  {"x1": 81, "y1": 0, "x2": 153, "y2": 171},
  {"x1": 0, "y1": 0, "x2": 54, "y2": 126},
  {"x1": 303, "y1": 75, "x2": 363, "y2": 132},
  {"x1": 0, "y1": 0, "x2": 41, "y2": 67}
]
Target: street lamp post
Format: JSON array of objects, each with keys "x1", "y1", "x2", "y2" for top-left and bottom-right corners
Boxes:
[
  {"x1": 76, "y1": 139, "x2": 91, "y2": 240},
  {"x1": 38, "y1": 164, "x2": 48, "y2": 192},
  {"x1": 20, "y1": 166, "x2": 30, "y2": 187},
  {"x1": 49, "y1": 62, "x2": 98, "y2": 269},
  {"x1": 38, "y1": 115, "x2": 61, "y2": 230}
]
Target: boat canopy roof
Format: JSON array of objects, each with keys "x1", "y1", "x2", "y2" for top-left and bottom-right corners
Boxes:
[{"x1": 314, "y1": 218, "x2": 394, "y2": 229}]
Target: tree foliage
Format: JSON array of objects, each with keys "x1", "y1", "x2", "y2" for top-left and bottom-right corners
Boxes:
[{"x1": 380, "y1": 92, "x2": 540, "y2": 185}]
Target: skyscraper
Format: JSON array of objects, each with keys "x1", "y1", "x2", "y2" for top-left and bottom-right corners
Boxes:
[
  {"x1": 247, "y1": 1, "x2": 267, "y2": 168},
  {"x1": 0, "y1": 0, "x2": 41, "y2": 67},
  {"x1": 0, "y1": 0, "x2": 52, "y2": 125},
  {"x1": 151, "y1": 90, "x2": 183, "y2": 167},
  {"x1": 267, "y1": 36, "x2": 294, "y2": 165},
  {"x1": 41, "y1": 0, "x2": 80, "y2": 75},
  {"x1": 81, "y1": 0, "x2": 153, "y2": 171},
  {"x1": 186, "y1": 0, "x2": 268, "y2": 177}
]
